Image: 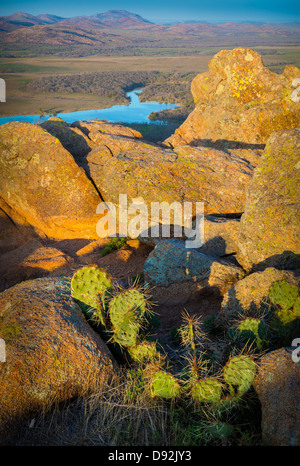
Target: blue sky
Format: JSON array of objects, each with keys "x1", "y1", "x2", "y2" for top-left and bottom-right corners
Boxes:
[{"x1": 0, "y1": 0, "x2": 299, "y2": 23}]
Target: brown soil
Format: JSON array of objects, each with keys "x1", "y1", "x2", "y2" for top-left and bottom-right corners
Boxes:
[{"x1": 0, "y1": 235, "x2": 222, "y2": 348}]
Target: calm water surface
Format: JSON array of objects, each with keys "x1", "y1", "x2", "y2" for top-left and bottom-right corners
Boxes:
[{"x1": 0, "y1": 89, "x2": 178, "y2": 125}]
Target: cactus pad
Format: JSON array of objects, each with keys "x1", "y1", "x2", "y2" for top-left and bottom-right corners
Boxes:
[
  {"x1": 71, "y1": 265, "x2": 113, "y2": 326},
  {"x1": 205, "y1": 421, "x2": 234, "y2": 440},
  {"x1": 191, "y1": 377, "x2": 223, "y2": 404},
  {"x1": 127, "y1": 340, "x2": 161, "y2": 364},
  {"x1": 150, "y1": 370, "x2": 180, "y2": 399},
  {"x1": 223, "y1": 355, "x2": 256, "y2": 397},
  {"x1": 269, "y1": 280, "x2": 299, "y2": 310},
  {"x1": 109, "y1": 288, "x2": 147, "y2": 347},
  {"x1": 238, "y1": 318, "x2": 269, "y2": 349}
]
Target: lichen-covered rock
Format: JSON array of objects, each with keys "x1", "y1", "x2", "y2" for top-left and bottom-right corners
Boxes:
[
  {"x1": 140, "y1": 214, "x2": 241, "y2": 256},
  {"x1": 40, "y1": 117, "x2": 92, "y2": 162},
  {"x1": 196, "y1": 215, "x2": 240, "y2": 257},
  {"x1": 219, "y1": 267, "x2": 300, "y2": 322},
  {"x1": 70, "y1": 119, "x2": 143, "y2": 140},
  {"x1": 87, "y1": 139, "x2": 261, "y2": 232},
  {"x1": 253, "y1": 347, "x2": 300, "y2": 446},
  {"x1": 237, "y1": 128, "x2": 300, "y2": 272},
  {"x1": 0, "y1": 122, "x2": 101, "y2": 239},
  {"x1": 165, "y1": 48, "x2": 300, "y2": 148},
  {"x1": 144, "y1": 238, "x2": 245, "y2": 305},
  {"x1": 0, "y1": 277, "x2": 115, "y2": 442}
]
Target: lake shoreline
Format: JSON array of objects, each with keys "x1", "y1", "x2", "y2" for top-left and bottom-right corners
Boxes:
[{"x1": 0, "y1": 89, "x2": 179, "y2": 126}]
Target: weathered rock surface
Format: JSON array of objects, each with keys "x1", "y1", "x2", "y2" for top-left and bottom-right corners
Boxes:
[
  {"x1": 87, "y1": 139, "x2": 261, "y2": 237},
  {"x1": 0, "y1": 276, "x2": 115, "y2": 442},
  {"x1": 141, "y1": 214, "x2": 241, "y2": 257},
  {"x1": 237, "y1": 128, "x2": 300, "y2": 272},
  {"x1": 40, "y1": 117, "x2": 92, "y2": 162},
  {"x1": 144, "y1": 238, "x2": 245, "y2": 305},
  {"x1": 0, "y1": 122, "x2": 101, "y2": 240},
  {"x1": 70, "y1": 119, "x2": 143, "y2": 140},
  {"x1": 0, "y1": 239, "x2": 73, "y2": 291},
  {"x1": 0, "y1": 206, "x2": 37, "y2": 255},
  {"x1": 253, "y1": 347, "x2": 300, "y2": 446},
  {"x1": 165, "y1": 48, "x2": 300, "y2": 148},
  {"x1": 196, "y1": 215, "x2": 240, "y2": 257},
  {"x1": 40, "y1": 117, "x2": 144, "y2": 164},
  {"x1": 219, "y1": 267, "x2": 300, "y2": 323}
]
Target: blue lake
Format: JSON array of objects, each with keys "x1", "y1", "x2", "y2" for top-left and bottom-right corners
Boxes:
[{"x1": 0, "y1": 89, "x2": 178, "y2": 125}]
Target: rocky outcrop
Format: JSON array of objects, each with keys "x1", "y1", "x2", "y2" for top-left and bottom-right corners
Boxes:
[
  {"x1": 165, "y1": 48, "x2": 300, "y2": 148},
  {"x1": 219, "y1": 267, "x2": 300, "y2": 323},
  {"x1": 236, "y1": 128, "x2": 300, "y2": 272},
  {"x1": 194, "y1": 215, "x2": 240, "y2": 257},
  {"x1": 86, "y1": 139, "x2": 261, "y2": 238},
  {"x1": 40, "y1": 117, "x2": 144, "y2": 164},
  {"x1": 144, "y1": 238, "x2": 245, "y2": 305},
  {"x1": 0, "y1": 276, "x2": 115, "y2": 442},
  {"x1": 40, "y1": 117, "x2": 92, "y2": 162},
  {"x1": 253, "y1": 347, "x2": 300, "y2": 446},
  {"x1": 70, "y1": 119, "x2": 143, "y2": 140},
  {"x1": 0, "y1": 122, "x2": 101, "y2": 240}
]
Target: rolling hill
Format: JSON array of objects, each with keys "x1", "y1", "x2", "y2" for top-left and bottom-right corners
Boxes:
[{"x1": 0, "y1": 9, "x2": 299, "y2": 56}]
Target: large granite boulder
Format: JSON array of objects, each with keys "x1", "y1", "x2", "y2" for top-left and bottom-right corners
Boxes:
[
  {"x1": 70, "y1": 119, "x2": 143, "y2": 140},
  {"x1": 165, "y1": 48, "x2": 300, "y2": 148},
  {"x1": 237, "y1": 128, "x2": 300, "y2": 272},
  {"x1": 40, "y1": 117, "x2": 92, "y2": 162},
  {"x1": 40, "y1": 117, "x2": 144, "y2": 164},
  {"x1": 87, "y1": 139, "x2": 261, "y2": 239},
  {"x1": 0, "y1": 122, "x2": 101, "y2": 240},
  {"x1": 0, "y1": 276, "x2": 115, "y2": 442},
  {"x1": 253, "y1": 347, "x2": 300, "y2": 446},
  {"x1": 144, "y1": 238, "x2": 245, "y2": 305},
  {"x1": 219, "y1": 267, "x2": 300, "y2": 323}
]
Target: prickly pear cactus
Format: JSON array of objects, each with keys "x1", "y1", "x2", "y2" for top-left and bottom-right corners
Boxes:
[
  {"x1": 269, "y1": 280, "x2": 299, "y2": 310},
  {"x1": 238, "y1": 318, "x2": 269, "y2": 350},
  {"x1": 109, "y1": 288, "x2": 147, "y2": 347},
  {"x1": 269, "y1": 282, "x2": 300, "y2": 342},
  {"x1": 223, "y1": 354, "x2": 256, "y2": 397},
  {"x1": 127, "y1": 340, "x2": 161, "y2": 364},
  {"x1": 150, "y1": 370, "x2": 180, "y2": 399},
  {"x1": 191, "y1": 377, "x2": 223, "y2": 404},
  {"x1": 204, "y1": 421, "x2": 234, "y2": 440},
  {"x1": 71, "y1": 265, "x2": 113, "y2": 326}
]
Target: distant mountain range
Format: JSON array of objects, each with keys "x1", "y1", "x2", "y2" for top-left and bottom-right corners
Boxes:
[
  {"x1": 0, "y1": 10, "x2": 153, "y2": 31},
  {"x1": 0, "y1": 10, "x2": 299, "y2": 56}
]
